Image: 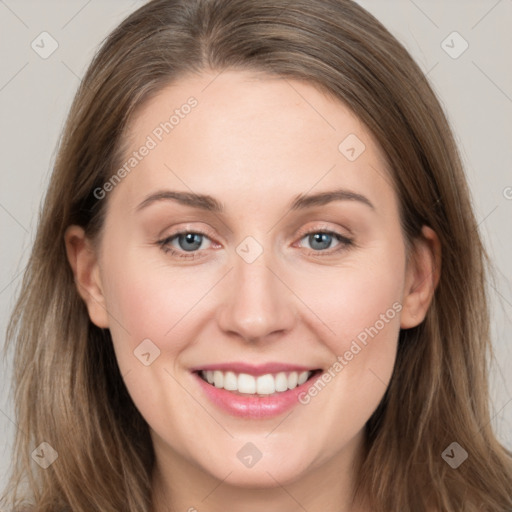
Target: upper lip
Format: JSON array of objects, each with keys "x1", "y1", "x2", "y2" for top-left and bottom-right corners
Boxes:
[{"x1": 190, "y1": 362, "x2": 320, "y2": 376}]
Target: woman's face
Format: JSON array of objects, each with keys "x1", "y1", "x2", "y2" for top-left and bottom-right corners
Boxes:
[{"x1": 67, "y1": 70, "x2": 436, "y2": 494}]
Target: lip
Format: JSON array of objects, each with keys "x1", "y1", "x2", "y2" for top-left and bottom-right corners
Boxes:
[
  {"x1": 189, "y1": 361, "x2": 318, "y2": 376},
  {"x1": 192, "y1": 369, "x2": 323, "y2": 419}
]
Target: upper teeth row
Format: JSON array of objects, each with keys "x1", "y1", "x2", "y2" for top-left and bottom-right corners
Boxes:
[{"x1": 201, "y1": 370, "x2": 312, "y2": 395}]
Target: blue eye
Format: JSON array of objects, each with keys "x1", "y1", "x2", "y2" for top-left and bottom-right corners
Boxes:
[
  {"x1": 175, "y1": 233, "x2": 205, "y2": 252},
  {"x1": 306, "y1": 232, "x2": 335, "y2": 250},
  {"x1": 157, "y1": 228, "x2": 353, "y2": 260},
  {"x1": 158, "y1": 231, "x2": 212, "y2": 258},
  {"x1": 299, "y1": 231, "x2": 353, "y2": 253}
]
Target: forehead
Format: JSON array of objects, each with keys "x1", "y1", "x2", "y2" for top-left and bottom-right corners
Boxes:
[{"x1": 112, "y1": 70, "x2": 397, "y2": 216}]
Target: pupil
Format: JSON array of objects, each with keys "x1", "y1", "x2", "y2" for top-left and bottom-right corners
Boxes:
[
  {"x1": 179, "y1": 233, "x2": 202, "y2": 251},
  {"x1": 309, "y1": 233, "x2": 332, "y2": 250}
]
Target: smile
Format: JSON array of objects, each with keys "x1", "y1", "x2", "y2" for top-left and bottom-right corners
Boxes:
[
  {"x1": 198, "y1": 369, "x2": 319, "y2": 396},
  {"x1": 191, "y1": 364, "x2": 323, "y2": 418}
]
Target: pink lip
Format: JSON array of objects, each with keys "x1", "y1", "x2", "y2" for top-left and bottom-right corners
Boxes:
[
  {"x1": 192, "y1": 370, "x2": 322, "y2": 419},
  {"x1": 189, "y1": 361, "x2": 317, "y2": 376}
]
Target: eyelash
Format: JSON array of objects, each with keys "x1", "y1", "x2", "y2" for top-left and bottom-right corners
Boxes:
[{"x1": 157, "y1": 228, "x2": 354, "y2": 260}]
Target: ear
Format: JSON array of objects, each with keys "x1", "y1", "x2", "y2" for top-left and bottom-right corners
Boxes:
[
  {"x1": 400, "y1": 225, "x2": 441, "y2": 329},
  {"x1": 64, "y1": 225, "x2": 110, "y2": 328}
]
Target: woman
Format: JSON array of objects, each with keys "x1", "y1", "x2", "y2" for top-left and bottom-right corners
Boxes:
[{"x1": 3, "y1": 0, "x2": 511, "y2": 511}]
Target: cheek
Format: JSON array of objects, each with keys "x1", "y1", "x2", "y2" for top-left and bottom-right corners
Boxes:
[
  {"x1": 295, "y1": 249, "x2": 405, "y2": 351},
  {"x1": 286, "y1": 253, "x2": 404, "y2": 455},
  {"x1": 290, "y1": 243, "x2": 406, "y2": 408},
  {"x1": 98, "y1": 250, "x2": 226, "y2": 436},
  {"x1": 101, "y1": 247, "x2": 217, "y2": 349},
  {"x1": 98, "y1": 252, "x2": 217, "y2": 437}
]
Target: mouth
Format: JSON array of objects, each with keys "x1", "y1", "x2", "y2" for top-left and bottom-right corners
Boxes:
[
  {"x1": 193, "y1": 368, "x2": 323, "y2": 397},
  {"x1": 190, "y1": 362, "x2": 325, "y2": 418}
]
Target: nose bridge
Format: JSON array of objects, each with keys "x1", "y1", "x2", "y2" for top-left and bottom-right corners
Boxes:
[{"x1": 216, "y1": 243, "x2": 295, "y2": 341}]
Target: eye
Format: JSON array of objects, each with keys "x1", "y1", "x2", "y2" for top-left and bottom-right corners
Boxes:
[
  {"x1": 158, "y1": 231, "x2": 213, "y2": 258},
  {"x1": 297, "y1": 230, "x2": 353, "y2": 254},
  {"x1": 157, "y1": 228, "x2": 353, "y2": 259},
  {"x1": 173, "y1": 232, "x2": 210, "y2": 252}
]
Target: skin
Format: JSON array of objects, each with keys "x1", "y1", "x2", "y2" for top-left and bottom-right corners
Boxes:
[{"x1": 65, "y1": 70, "x2": 440, "y2": 512}]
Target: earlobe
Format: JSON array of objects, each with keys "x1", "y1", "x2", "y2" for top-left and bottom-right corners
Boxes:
[
  {"x1": 64, "y1": 225, "x2": 110, "y2": 328},
  {"x1": 400, "y1": 225, "x2": 441, "y2": 329}
]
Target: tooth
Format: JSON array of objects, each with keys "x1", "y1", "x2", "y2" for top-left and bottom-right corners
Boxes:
[
  {"x1": 201, "y1": 369, "x2": 313, "y2": 394},
  {"x1": 275, "y1": 372, "x2": 288, "y2": 392},
  {"x1": 256, "y1": 374, "x2": 276, "y2": 395},
  {"x1": 213, "y1": 370, "x2": 224, "y2": 388},
  {"x1": 223, "y1": 371, "x2": 238, "y2": 391},
  {"x1": 298, "y1": 371, "x2": 309, "y2": 385},
  {"x1": 287, "y1": 371, "x2": 298, "y2": 389},
  {"x1": 238, "y1": 373, "x2": 256, "y2": 394}
]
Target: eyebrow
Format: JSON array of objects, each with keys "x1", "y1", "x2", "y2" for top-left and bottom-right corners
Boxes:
[
  {"x1": 135, "y1": 188, "x2": 375, "y2": 213},
  {"x1": 290, "y1": 189, "x2": 374, "y2": 211},
  {"x1": 136, "y1": 191, "x2": 223, "y2": 212}
]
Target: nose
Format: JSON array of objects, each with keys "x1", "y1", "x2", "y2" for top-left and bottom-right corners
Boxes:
[{"x1": 216, "y1": 250, "x2": 297, "y2": 343}]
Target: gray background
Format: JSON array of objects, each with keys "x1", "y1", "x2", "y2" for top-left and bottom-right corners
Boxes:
[{"x1": 1, "y1": 0, "x2": 511, "y2": 489}]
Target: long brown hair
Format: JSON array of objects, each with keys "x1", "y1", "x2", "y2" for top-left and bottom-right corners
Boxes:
[{"x1": 3, "y1": 1, "x2": 511, "y2": 510}]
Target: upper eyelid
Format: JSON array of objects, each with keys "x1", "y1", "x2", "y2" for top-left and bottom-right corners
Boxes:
[
  {"x1": 296, "y1": 227, "x2": 350, "y2": 239},
  {"x1": 158, "y1": 217, "x2": 353, "y2": 240},
  {"x1": 159, "y1": 224, "x2": 217, "y2": 241},
  {"x1": 160, "y1": 226, "x2": 348, "y2": 239}
]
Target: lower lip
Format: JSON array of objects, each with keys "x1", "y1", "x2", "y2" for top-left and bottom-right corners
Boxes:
[{"x1": 192, "y1": 371, "x2": 322, "y2": 419}]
